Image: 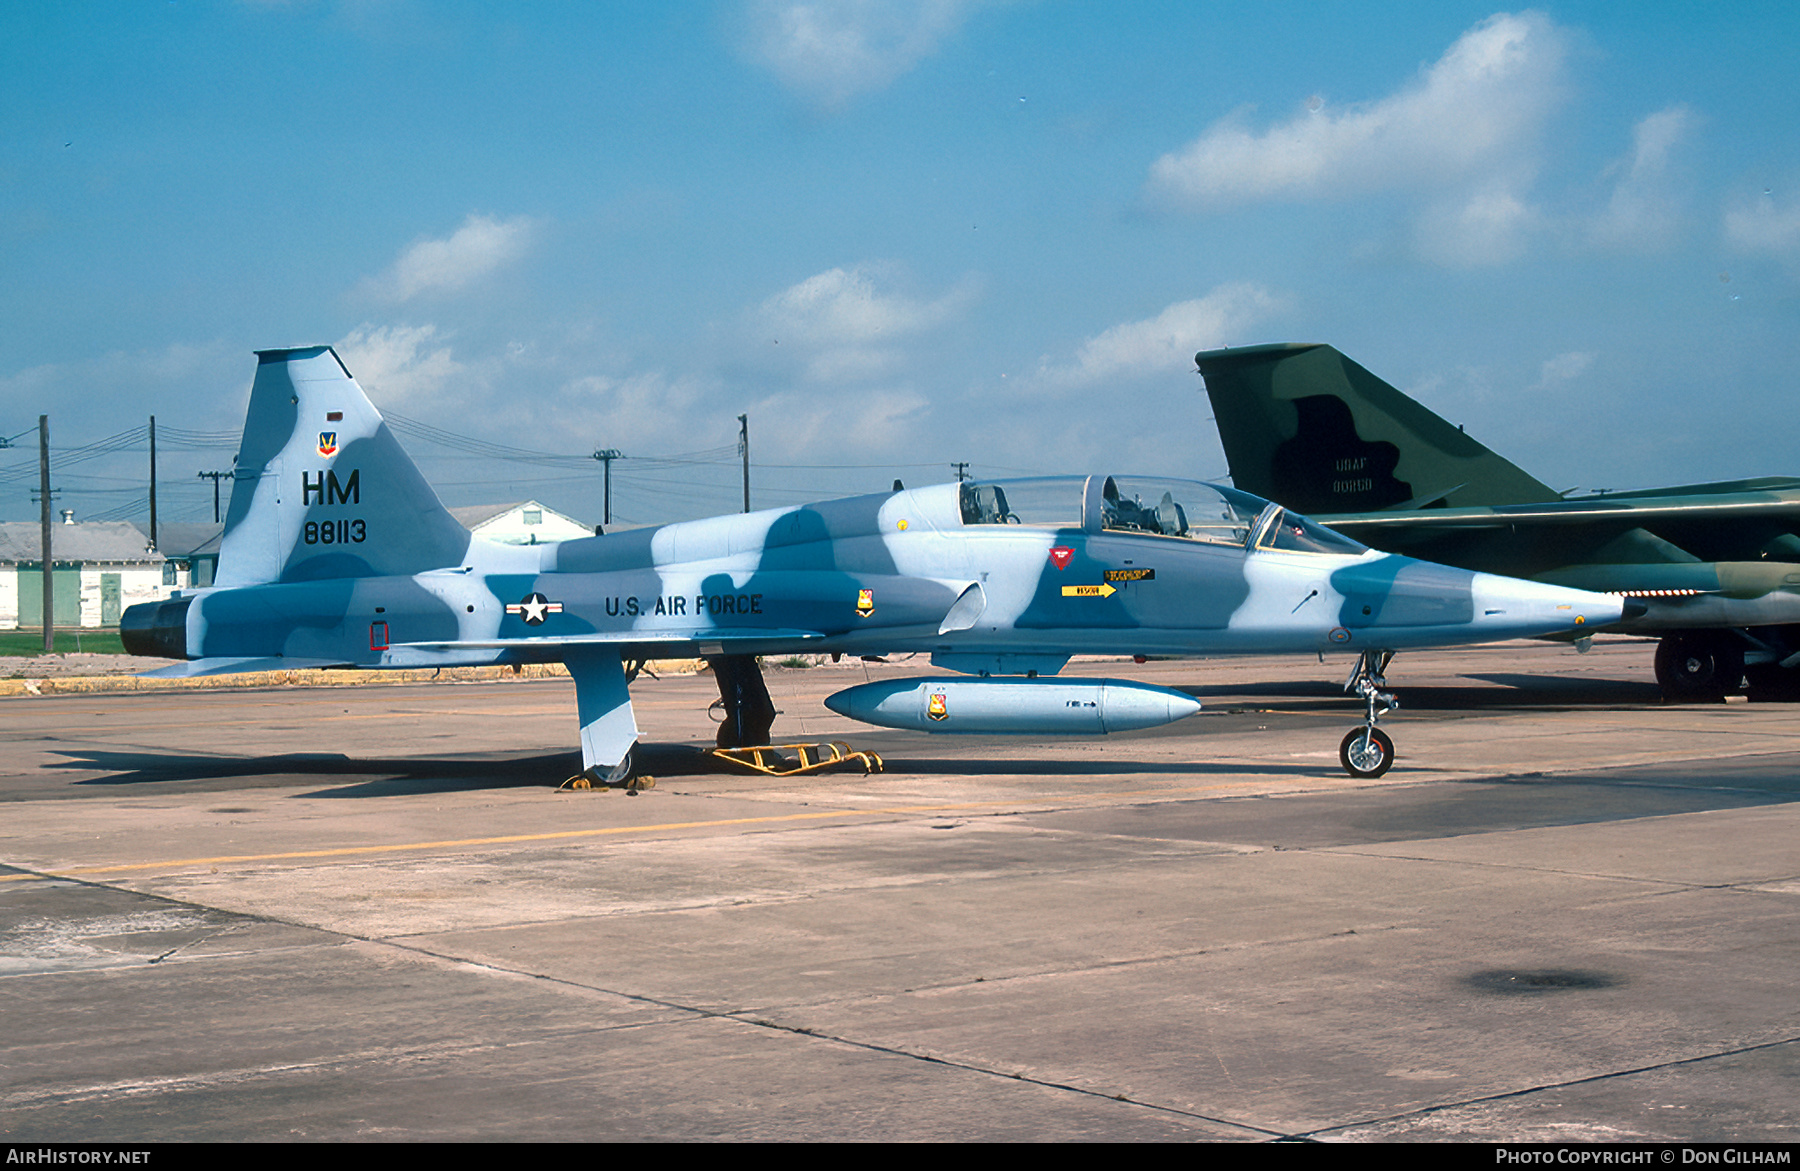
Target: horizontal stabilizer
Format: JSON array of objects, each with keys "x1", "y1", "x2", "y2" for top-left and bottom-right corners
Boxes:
[{"x1": 137, "y1": 656, "x2": 354, "y2": 679}]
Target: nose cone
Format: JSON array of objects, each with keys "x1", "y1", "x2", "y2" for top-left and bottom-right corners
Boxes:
[
  {"x1": 1469, "y1": 571, "x2": 1626, "y2": 635},
  {"x1": 1331, "y1": 555, "x2": 1625, "y2": 645}
]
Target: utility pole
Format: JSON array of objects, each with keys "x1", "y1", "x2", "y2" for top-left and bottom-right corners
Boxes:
[
  {"x1": 952, "y1": 462, "x2": 970, "y2": 482},
  {"x1": 148, "y1": 415, "x2": 157, "y2": 550},
  {"x1": 591, "y1": 448, "x2": 622, "y2": 527},
  {"x1": 198, "y1": 470, "x2": 233, "y2": 524},
  {"x1": 737, "y1": 413, "x2": 750, "y2": 514},
  {"x1": 38, "y1": 416, "x2": 52, "y2": 654}
]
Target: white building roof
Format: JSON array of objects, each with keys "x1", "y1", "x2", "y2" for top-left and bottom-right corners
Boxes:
[
  {"x1": 450, "y1": 500, "x2": 595, "y2": 544},
  {"x1": 0, "y1": 521, "x2": 164, "y2": 564}
]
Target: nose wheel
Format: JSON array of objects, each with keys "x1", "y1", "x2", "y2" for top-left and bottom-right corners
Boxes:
[
  {"x1": 1339, "y1": 726, "x2": 1395, "y2": 778},
  {"x1": 1341, "y1": 650, "x2": 1397, "y2": 778}
]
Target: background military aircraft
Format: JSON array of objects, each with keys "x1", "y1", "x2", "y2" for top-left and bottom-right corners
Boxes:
[
  {"x1": 1196, "y1": 343, "x2": 1800, "y2": 700},
  {"x1": 122, "y1": 347, "x2": 1624, "y2": 781}
]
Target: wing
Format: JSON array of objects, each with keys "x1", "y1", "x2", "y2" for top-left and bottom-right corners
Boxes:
[{"x1": 395, "y1": 627, "x2": 828, "y2": 651}]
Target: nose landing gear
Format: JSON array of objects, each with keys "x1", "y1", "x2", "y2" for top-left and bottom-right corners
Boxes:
[{"x1": 1341, "y1": 650, "x2": 1397, "y2": 778}]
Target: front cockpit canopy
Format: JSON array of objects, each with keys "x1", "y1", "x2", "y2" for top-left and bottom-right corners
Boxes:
[{"x1": 957, "y1": 475, "x2": 1366, "y2": 555}]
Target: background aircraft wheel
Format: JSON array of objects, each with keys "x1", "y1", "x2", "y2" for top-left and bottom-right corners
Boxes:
[
  {"x1": 1339, "y1": 727, "x2": 1394, "y2": 778},
  {"x1": 1745, "y1": 663, "x2": 1800, "y2": 701},
  {"x1": 1654, "y1": 634, "x2": 1743, "y2": 701}
]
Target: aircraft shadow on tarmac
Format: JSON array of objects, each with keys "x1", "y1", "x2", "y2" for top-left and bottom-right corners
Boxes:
[
  {"x1": 52, "y1": 749, "x2": 583, "y2": 796},
  {"x1": 1179, "y1": 673, "x2": 1667, "y2": 711},
  {"x1": 877, "y1": 755, "x2": 1326, "y2": 777},
  {"x1": 47, "y1": 738, "x2": 1332, "y2": 796}
]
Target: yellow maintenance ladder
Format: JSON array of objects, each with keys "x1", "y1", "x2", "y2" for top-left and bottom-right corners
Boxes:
[{"x1": 709, "y1": 741, "x2": 885, "y2": 777}]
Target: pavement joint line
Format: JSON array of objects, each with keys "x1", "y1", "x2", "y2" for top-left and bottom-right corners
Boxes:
[
  {"x1": 235, "y1": 915, "x2": 1288, "y2": 1137},
  {"x1": 1283, "y1": 1033, "x2": 1800, "y2": 1142},
  {"x1": 741, "y1": 922, "x2": 1414, "y2": 1002},
  {"x1": 1313, "y1": 841, "x2": 1796, "y2": 891},
  {"x1": 714, "y1": 1012, "x2": 1287, "y2": 1138},
  {"x1": 0, "y1": 1033, "x2": 617, "y2": 1111},
  {"x1": 367, "y1": 935, "x2": 1284, "y2": 1139},
  {"x1": 1408, "y1": 744, "x2": 1800, "y2": 781}
]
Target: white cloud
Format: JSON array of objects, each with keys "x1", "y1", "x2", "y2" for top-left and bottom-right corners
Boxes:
[
  {"x1": 1412, "y1": 183, "x2": 1538, "y2": 267},
  {"x1": 740, "y1": 0, "x2": 979, "y2": 109},
  {"x1": 559, "y1": 369, "x2": 715, "y2": 454},
  {"x1": 0, "y1": 341, "x2": 243, "y2": 435},
  {"x1": 1590, "y1": 105, "x2": 1695, "y2": 249},
  {"x1": 1037, "y1": 283, "x2": 1286, "y2": 390},
  {"x1": 0, "y1": 341, "x2": 253, "y2": 524},
  {"x1": 1725, "y1": 190, "x2": 1800, "y2": 257},
  {"x1": 750, "y1": 385, "x2": 933, "y2": 455},
  {"x1": 1537, "y1": 350, "x2": 1594, "y2": 385},
  {"x1": 1148, "y1": 12, "x2": 1568, "y2": 207},
  {"x1": 763, "y1": 265, "x2": 955, "y2": 341},
  {"x1": 758, "y1": 264, "x2": 976, "y2": 382},
  {"x1": 559, "y1": 365, "x2": 929, "y2": 467},
  {"x1": 362, "y1": 213, "x2": 534, "y2": 303},
  {"x1": 335, "y1": 323, "x2": 465, "y2": 407}
]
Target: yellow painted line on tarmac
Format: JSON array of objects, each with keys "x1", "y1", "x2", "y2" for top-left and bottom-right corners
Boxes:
[{"x1": 0, "y1": 773, "x2": 1333, "y2": 883}]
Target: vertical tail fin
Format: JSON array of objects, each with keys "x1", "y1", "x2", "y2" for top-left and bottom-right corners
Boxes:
[
  {"x1": 215, "y1": 346, "x2": 471, "y2": 586},
  {"x1": 1195, "y1": 343, "x2": 1558, "y2": 515}
]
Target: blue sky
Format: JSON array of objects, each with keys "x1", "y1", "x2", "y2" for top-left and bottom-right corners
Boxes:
[{"x1": 5, "y1": 2, "x2": 1800, "y2": 528}]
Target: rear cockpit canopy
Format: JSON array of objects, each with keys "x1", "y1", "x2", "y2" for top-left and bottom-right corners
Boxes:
[{"x1": 956, "y1": 475, "x2": 1366, "y2": 555}]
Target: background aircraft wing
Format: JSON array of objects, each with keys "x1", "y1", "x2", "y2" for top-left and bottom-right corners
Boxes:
[{"x1": 1328, "y1": 496, "x2": 1800, "y2": 531}]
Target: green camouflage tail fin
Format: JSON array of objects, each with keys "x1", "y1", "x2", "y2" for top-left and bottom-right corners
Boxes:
[{"x1": 1194, "y1": 343, "x2": 1558, "y2": 515}]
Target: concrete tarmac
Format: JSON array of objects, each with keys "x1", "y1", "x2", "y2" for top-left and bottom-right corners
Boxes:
[{"x1": 1, "y1": 638, "x2": 1796, "y2": 1142}]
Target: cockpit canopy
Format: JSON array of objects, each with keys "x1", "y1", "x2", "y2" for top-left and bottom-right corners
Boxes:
[{"x1": 957, "y1": 475, "x2": 1366, "y2": 555}]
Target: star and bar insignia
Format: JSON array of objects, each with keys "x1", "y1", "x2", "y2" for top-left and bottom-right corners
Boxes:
[{"x1": 506, "y1": 592, "x2": 564, "y2": 625}]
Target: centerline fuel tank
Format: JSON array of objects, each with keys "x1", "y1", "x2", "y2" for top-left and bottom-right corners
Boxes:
[{"x1": 824, "y1": 676, "x2": 1202, "y2": 735}]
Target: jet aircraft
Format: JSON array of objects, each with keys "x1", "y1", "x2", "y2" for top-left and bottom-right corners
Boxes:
[
  {"x1": 1195, "y1": 342, "x2": 1800, "y2": 699},
  {"x1": 121, "y1": 346, "x2": 1625, "y2": 781}
]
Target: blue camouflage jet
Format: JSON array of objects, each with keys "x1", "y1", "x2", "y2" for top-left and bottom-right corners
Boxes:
[{"x1": 121, "y1": 347, "x2": 1631, "y2": 780}]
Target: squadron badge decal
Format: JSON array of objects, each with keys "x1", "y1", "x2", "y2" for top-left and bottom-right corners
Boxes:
[{"x1": 317, "y1": 431, "x2": 338, "y2": 457}]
